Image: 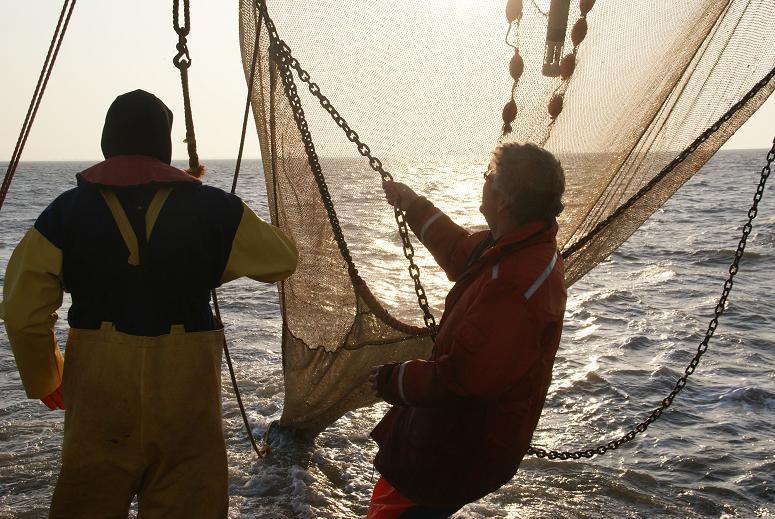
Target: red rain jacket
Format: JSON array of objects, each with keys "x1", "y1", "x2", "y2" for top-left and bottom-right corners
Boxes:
[{"x1": 371, "y1": 197, "x2": 567, "y2": 507}]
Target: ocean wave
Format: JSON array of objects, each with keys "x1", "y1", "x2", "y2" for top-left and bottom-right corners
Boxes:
[
  {"x1": 716, "y1": 386, "x2": 775, "y2": 411},
  {"x1": 569, "y1": 288, "x2": 643, "y2": 311},
  {"x1": 750, "y1": 217, "x2": 775, "y2": 246},
  {"x1": 688, "y1": 248, "x2": 768, "y2": 264},
  {"x1": 649, "y1": 365, "x2": 684, "y2": 381}
]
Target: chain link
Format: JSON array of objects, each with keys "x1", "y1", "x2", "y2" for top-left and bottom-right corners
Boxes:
[
  {"x1": 529, "y1": 137, "x2": 775, "y2": 459},
  {"x1": 255, "y1": 1, "x2": 437, "y2": 334}
]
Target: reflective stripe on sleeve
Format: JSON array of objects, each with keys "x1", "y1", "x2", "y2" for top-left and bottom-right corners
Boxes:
[
  {"x1": 524, "y1": 251, "x2": 558, "y2": 300},
  {"x1": 419, "y1": 211, "x2": 443, "y2": 242}
]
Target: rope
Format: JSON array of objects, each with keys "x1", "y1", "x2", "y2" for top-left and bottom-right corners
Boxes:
[
  {"x1": 213, "y1": 291, "x2": 269, "y2": 458},
  {"x1": 232, "y1": 15, "x2": 263, "y2": 193},
  {"x1": 222, "y1": 9, "x2": 270, "y2": 459},
  {"x1": 0, "y1": 0, "x2": 76, "y2": 213},
  {"x1": 529, "y1": 137, "x2": 775, "y2": 460},
  {"x1": 172, "y1": 0, "x2": 203, "y2": 177},
  {"x1": 171, "y1": 0, "x2": 268, "y2": 457}
]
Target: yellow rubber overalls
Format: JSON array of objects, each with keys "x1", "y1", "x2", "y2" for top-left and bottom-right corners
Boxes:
[{"x1": 50, "y1": 188, "x2": 228, "y2": 518}]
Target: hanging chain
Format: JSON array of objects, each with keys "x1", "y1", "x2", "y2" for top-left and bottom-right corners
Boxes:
[
  {"x1": 253, "y1": 0, "x2": 437, "y2": 334},
  {"x1": 172, "y1": 0, "x2": 202, "y2": 176},
  {"x1": 529, "y1": 138, "x2": 775, "y2": 460}
]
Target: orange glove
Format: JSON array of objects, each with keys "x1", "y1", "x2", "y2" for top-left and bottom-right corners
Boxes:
[{"x1": 41, "y1": 385, "x2": 65, "y2": 410}]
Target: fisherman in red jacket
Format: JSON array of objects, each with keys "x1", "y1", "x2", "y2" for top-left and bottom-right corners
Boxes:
[{"x1": 368, "y1": 142, "x2": 567, "y2": 518}]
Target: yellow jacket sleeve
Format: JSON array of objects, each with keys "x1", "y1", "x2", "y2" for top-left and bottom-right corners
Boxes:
[
  {"x1": 0, "y1": 227, "x2": 64, "y2": 398},
  {"x1": 220, "y1": 202, "x2": 298, "y2": 284}
]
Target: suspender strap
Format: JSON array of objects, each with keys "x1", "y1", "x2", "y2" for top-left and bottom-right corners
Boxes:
[
  {"x1": 99, "y1": 187, "x2": 174, "y2": 266},
  {"x1": 145, "y1": 187, "x2": 173, "y2": 239},
  {"x1": 100, "y1": 189, "x2": 140, "y2": 266}
]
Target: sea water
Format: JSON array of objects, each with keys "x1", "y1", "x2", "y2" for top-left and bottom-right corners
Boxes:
[{"x1": 0, "y1": 150, "x2": 773, "y2": 518}]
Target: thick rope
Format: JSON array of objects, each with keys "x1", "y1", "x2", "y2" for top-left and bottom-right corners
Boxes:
[
  {"x1": 171, "y1": 0, "x2": 267, "y2": 457},
  {"x1": 1, "y1": 0, "x2": 76, "y2": 213},
  {"x1": 172, "y1": 0, "x2": 203, "y2": 177}
]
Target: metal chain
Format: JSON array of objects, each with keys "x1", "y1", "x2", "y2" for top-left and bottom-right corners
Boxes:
[
  {"x1": 564, "y1": 66, "x2": 775, "y2": 260},
  {"x1": 253, "y1": 0, "x2": 437, "y2": 334},
  {"x1": 172, "y1": 0, "x2": 201, "y2": 175},
  {"x1": 172, "y1": 0, "x2": 189, "y2": 36},
  {"x1": 529, "y1": 138, "x2": 775, "y2": 460}
]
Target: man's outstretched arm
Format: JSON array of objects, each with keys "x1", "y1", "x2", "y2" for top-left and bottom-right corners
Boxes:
[
  {"x1": 383, "y1": 180, "x2": 487, "y2": 281},
  {"x1": 220, "y1": 201, "x2": 299, "y2": 284}
]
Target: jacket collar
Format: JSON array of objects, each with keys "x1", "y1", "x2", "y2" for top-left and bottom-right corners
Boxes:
[
  {"x1": 454, "y1": 221, "x2": 558, "y2": 290},
  {"x1": 440, "y1": 221, "x2": 558, "y2": 332},
  {"x1": 482, "y1": 221, "x2": 558, "y2": 262},
  {"x1": 77, "y1": 155, "x2": 200, "y2": 188}
]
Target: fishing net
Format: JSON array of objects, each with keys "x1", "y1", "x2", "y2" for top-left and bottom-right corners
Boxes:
[{"x1": 237, "y1": 0, "x2": 775, "y2": 432}]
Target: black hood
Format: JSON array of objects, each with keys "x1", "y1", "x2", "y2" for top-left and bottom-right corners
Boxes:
[{"x1": 101, "y1": 90, "x2": 173, "y2": 164}]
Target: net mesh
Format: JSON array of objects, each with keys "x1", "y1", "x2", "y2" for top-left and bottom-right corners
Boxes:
[{"x1": 237, "y1": 0, "x2": 775, "y2": 432}]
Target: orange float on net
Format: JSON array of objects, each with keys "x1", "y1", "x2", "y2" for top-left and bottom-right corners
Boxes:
[
  {"x1": 506, "y1": 0, "x2": 523, "y2": 23},
  {"x1": 580, "y1": 0, "x2": 596, "y2": 16},
  {"x1": 502, "y1": 98, "x2": 518, "y2": 134},
  {"x1": 548, "y1": 94, "x2": 564, "y2": 119},
  {"x1": 509, "y1": 51, "x2": 524, "y2": 81},
  {"x1": 560, "y1": 53, "x2": 576, "y2": 79},
  {"x1": 571, "y1": 18, "x2": 588, "y2": 46}
]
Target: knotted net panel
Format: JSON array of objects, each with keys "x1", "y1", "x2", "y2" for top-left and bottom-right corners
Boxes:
[{"x1": 238, "y1": 0, "x2": 775, "y2": 432}]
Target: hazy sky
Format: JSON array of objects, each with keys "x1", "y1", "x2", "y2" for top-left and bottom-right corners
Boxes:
[{"x1": 1, "y1": 1, "x2": 773, "y2": 162}]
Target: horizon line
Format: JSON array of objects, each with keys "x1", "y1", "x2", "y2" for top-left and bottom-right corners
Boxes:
[{"x1": 2, "y1": 146, "x2": 771, "y2": 164}]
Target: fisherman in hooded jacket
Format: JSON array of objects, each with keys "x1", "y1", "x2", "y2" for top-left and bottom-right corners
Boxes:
[
  {"x1": 368, "y1": 142, "x2": 567, "y2": 518},
  {"x1": 0, "y1": 90, "x2": 298, "y2": 518}
]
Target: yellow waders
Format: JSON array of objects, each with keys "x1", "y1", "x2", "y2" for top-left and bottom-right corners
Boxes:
[{"x1": 50, "y1": 188, "x2": 228, "y2": 518}]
